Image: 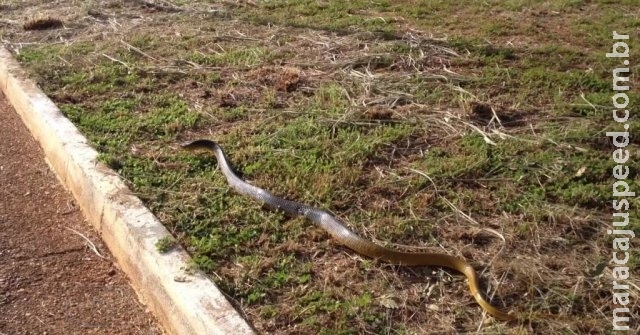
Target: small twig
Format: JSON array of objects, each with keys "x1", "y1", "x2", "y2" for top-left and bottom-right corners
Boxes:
[
  {"x1": 442, "y1": 65, "x2": 461, "y2": 76},
  {"x1": 120, "y1": 39, "x2": 158, "y2": 61},
  {"x1": 407, "y1": 168, "x2": 507, "y2": 265},
  {"x1": 101, "y1": 53, "x2": 130, "y2": 69},
  {"x1": 65, "y1": 227, "x2": 108, "y2": 260},
  {"x1": 405, "y1": 168, "x2": 438, "y2": 194},
  {"x1": 463, "y1": 121, "x2": 497, "y2": 145},
  {"x1": 442, "y1": 198, "x2": 506, "y2": 244},
  {"x1": 447, "y1": 177, "x2": 514, "y2": 182},
  {"x1": 489, "y1": 106, "x2": 503, "y2": 128},
  {"x1": 579, "y1": 92, "x2": 597, "y2": 111},
  {"x1": 492, "y1": 129, "x2": 588, "y2": 152},
  {"x1": 55, "y1": 55, "x2": 71, "y2": 66},
  {"x1": 449, "y1": 84, "x2": 478, "y2": 100},
  {"x1": 212, "y1": 33, "x2": 261, "y2": 42}
]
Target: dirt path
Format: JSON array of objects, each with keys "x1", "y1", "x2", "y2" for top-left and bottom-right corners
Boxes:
[{"x1": 0, "y1": 93, "x2": 164, "y2": 335}]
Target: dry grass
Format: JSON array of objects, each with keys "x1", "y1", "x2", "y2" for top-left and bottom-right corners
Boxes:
[{"x1": 1, "y1": 1, "x2": 639, "y2": 334}]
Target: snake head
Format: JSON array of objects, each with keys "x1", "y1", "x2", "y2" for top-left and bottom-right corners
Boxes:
[{"x1": 180, "y1": 139, "x2": 220, "y2": 152}]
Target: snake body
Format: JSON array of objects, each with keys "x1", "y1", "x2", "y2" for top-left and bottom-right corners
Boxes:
[{"x1": 182, "y1": 139, "x2": 516, "y2": 321}]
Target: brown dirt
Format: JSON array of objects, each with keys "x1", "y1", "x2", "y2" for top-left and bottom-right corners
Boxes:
[
  {"x1": 1, "y1": 1, "x2": 638, "y2": 334},
  {"x1": 0, "y1": 94, "x2": 164, "y2": 335}
]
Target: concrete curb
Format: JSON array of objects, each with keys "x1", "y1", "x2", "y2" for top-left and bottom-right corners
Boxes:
[{"x1": 0, "y1": 47, "x2": 256, "y2": 335}]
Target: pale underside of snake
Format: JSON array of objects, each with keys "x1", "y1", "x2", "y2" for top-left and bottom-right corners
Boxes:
[{"x1": 181, "y1": 139, "x2": 517, "y2": 321}]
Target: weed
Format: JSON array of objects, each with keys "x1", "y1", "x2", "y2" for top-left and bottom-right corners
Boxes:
[
  {"x1": 5, "y1": 1, "x2": 640, "y2": 334},
  {"x1": 155, "y1": 236, "x2": 178, "y2": 253}
]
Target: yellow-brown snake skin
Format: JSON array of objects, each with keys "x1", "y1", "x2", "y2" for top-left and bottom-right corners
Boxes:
[{"x1": 182, "y1": 139, "x2": 516, "y2": 321}]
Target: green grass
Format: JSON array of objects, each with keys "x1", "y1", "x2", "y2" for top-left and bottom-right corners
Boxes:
[
  {"x1": 155, "y1": 236, "x2": 178, "y2": 253},
  {"x1": 5, "y1": 0, "x2": 640, "y2": 334},
  {"x1": 186, "y1": 47, "x2": 271, "y2": 67}
]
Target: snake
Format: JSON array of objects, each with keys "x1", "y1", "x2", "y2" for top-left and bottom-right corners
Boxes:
[{"x1": 181, "y1": 139, "x2": 517, "y2": 321}]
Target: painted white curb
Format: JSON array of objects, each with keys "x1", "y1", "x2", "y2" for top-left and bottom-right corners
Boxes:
[{"x1": 0, "y1": 47, "x2": 256, "y2": 335}]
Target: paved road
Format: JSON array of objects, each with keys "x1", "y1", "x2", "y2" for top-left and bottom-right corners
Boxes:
[{"x1": 0, "y1": 94, "x2": 164, "y2": 335}]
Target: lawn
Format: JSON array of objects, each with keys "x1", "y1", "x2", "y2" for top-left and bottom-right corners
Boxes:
[{"x1": 1, "y1": 0, "x2": 639, "y2": 334}]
